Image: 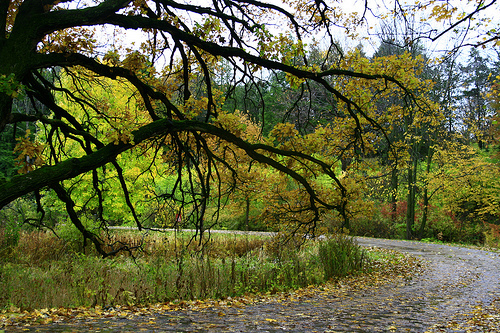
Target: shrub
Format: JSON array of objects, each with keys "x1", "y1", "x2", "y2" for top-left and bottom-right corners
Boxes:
[
  {"x1": 318, "y1": 234, "x2": 367, "y2": 280},
  {"x1": 423, "y1": 207, "x2": 486, "y2": 245},
  {"x1": 349, "y1": 213, "x2": 399, "y2": 239},
  {"x1": 0, "y1": 220, "x2": 20, "y2": 249},
  {"x1": 484, "y1": 222, "x2": 500, "y2": 248}
]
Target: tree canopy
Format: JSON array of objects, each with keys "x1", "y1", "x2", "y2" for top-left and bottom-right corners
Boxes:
[{"x1": 1, "y1": 0, "x2": 499, "y2": 256}]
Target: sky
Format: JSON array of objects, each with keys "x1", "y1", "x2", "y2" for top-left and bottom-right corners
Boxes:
[{"x1": 85, "y1": 0, "x2": 499, "y2": 67}]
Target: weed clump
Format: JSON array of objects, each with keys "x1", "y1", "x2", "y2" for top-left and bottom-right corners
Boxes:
[{"x1": 318, "y1": 234, "x2": 367, "y2": 280}]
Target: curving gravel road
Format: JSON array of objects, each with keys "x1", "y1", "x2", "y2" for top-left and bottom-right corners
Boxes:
[
  {"x1": 6, "y1": 237, "x2": 500, "y2": 332},
  {"x1": 354, "y1": 238, "x2": 500, "y2": 332}
]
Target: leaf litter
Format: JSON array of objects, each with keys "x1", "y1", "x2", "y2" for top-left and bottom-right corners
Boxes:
[
  {"x1": 2, "y1": 240, "x2": 500, "y2": 332},
  {"x1": 1, "y1": 247, "x2": 423, "y2": 331}
]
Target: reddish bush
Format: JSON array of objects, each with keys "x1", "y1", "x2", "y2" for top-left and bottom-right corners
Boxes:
[{"x1": 380, "y1": 201, "x2": 407, "y2": 223}]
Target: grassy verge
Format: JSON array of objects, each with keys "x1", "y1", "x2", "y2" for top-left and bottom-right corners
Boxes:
[{"x1": 0, "y1": 229, "x2": 422, "y2": 315}]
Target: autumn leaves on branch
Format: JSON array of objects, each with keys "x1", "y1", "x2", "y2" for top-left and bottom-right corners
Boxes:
[{"x1": 0, "y1": 0, "x2": 498, "y2": 254}]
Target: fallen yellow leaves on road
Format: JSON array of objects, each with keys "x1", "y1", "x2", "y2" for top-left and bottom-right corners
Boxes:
[
  {"x1": 0, "y1": 247, "x2": 425, "y2": 330},
  {"x1": 425, "y1": 298, "x2": 500, "y2": 333}
]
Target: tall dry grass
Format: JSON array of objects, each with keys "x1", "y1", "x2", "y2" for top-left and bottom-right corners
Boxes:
[{"x1": 0, "y1": 228, "x2": 367, "y2": 311}]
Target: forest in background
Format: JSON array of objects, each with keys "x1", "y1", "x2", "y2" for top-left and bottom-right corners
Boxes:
[{"x1": 0, "y1": 0, "x2": 500, "y2": 255}]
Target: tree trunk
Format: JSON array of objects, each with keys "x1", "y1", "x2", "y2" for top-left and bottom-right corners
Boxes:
[
  {"x1": 418, "y1": 148, "x2": 433, "y2": 239},
  {"x1": 245, "y1": 196, "x2": 250, "y2": 231},
  {"x1": 390, "y1": 166, "x2": 398, "y2": 221},
  {"x1": 0, "y1": 93, "x2": 12, "y2": 132},
  {"x1": 418, "y1": 186, "x2": 429, "y2": 240},
  {"x1": 406, "y1": 157, "x2": 418, "y2": 240}
]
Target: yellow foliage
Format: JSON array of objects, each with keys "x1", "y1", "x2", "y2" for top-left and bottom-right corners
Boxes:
[
  {"x1": 122, "y1": 50, "x2": 148, "y2": 72},
  {"x1": 13, "y1": 130, "x2": 46, "y2": 174},
  {"x1": 430, "y1": 3, "x2": 458, "y2": 22},
  {"x1": 56, "y1": 69, "x2": 150, "y2": 147},
  {"x1": 429, "y1": 142, "x2": 500, "y2": 220},
  {"x1": 40, "y1": 27, "x2": 97, "y2": 54}
]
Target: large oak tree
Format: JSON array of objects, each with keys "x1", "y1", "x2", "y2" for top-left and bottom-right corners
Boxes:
[{"x1": 0, "y1": 0, "x2": 497, "y2": 255}]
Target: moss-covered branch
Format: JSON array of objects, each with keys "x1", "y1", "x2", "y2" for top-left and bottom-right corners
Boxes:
[
  {"x1": 0, "y1": 117, "x2": 173, "y2": 208},
  {"x1": 0, "y1": 118, "x2": 341, "y2": 222}
]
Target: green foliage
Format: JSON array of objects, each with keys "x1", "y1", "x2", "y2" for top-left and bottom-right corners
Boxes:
[
  {"x1": 0, "y1": 219, "x2": 21, "y2": 256},
  {"x1": 423, "y1": 208, "x2": 486, "y2": 245},
  {"x1": 0, "y1": 74, "x2": 23, "y2": 98},
  {"x1": 0, "y1": 125, "x2": 24, "y2": 182},
  {"x1": 346, "y1": 195, "x2": 489, "y2": 245},
  {"x1": 217, "y1": 206, "x2": 271, "y2": 232},
  {"x1": 0, "y1": 197, "x2": 38, "y2": 227},
  {"x1": 55, "y1": 222, "x2": 86, "y2": 253},
  {"x1": 318, "y1": 234, "x2": 367, "y2": 280},
  {"x1": 349, "y1": 213, "x2": 400, "y2": 240},
  {"x1": 0, "y1": 142, "x2": 15, "y2": 182}
]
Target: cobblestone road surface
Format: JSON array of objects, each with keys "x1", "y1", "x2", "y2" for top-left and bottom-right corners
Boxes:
[{"x1": 6, "y1": 238, "x2": 500, "y2": 332}]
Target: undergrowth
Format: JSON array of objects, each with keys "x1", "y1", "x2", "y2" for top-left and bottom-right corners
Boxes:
[{"x1": 0, "y1": 230, "x2": 374, "y2": 311}]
